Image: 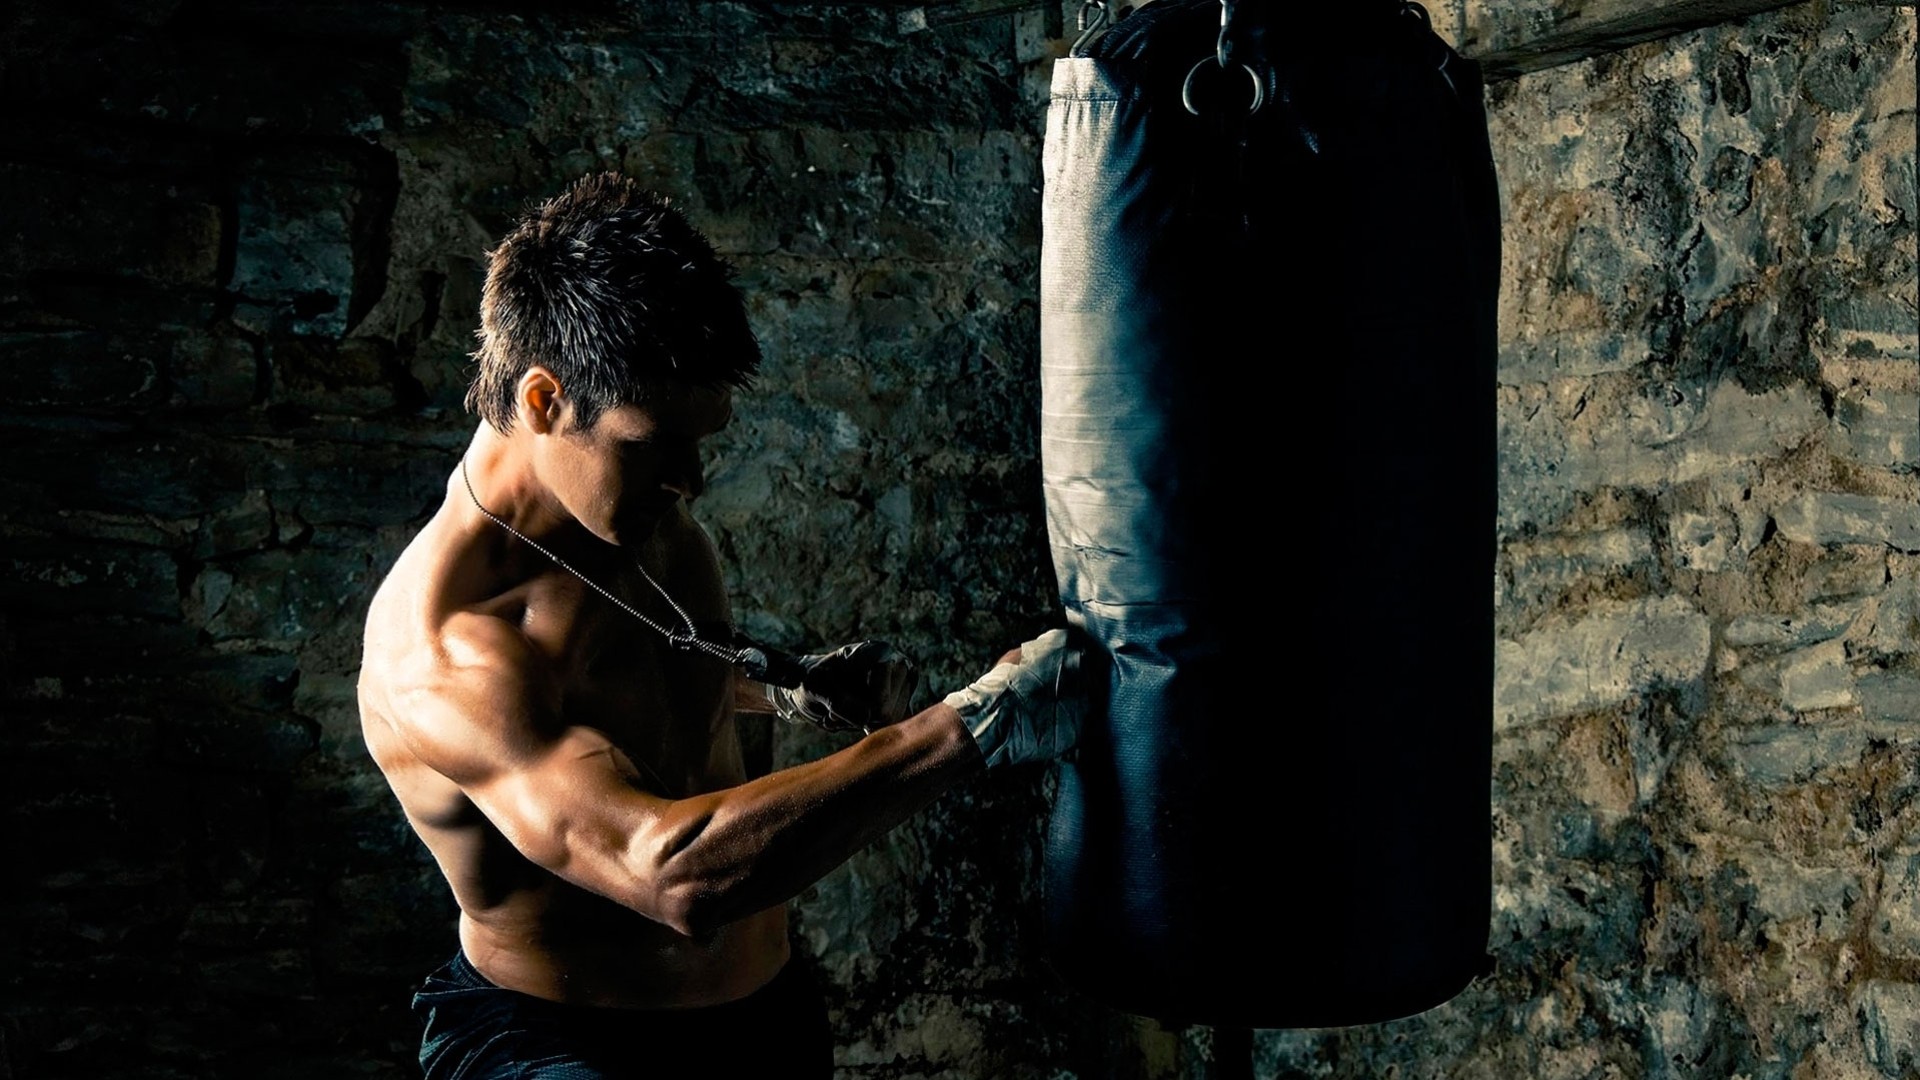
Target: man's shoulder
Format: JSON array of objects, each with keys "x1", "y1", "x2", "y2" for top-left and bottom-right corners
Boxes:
[
  {"x1": 363, "y1": 604, "x2": 566, "y2": 785},
  {"x1": 377, "y1": 605, "x2": 551, "y2": 704},
  {"x1": 368, "y1": 508, "x2": 536, "y2": 649},
  {"x1": 361, "y1": 522, "x2": 549, "y2": 718}
]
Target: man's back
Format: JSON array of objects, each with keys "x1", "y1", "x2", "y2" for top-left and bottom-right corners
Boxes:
[{"x1": 357, "y1": 465, "x2": 789, "y2": 1010}]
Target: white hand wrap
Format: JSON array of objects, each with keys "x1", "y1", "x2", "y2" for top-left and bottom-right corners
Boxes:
[{"x1": 944, "y1": 628, "x2": 1084, "y2": 770}]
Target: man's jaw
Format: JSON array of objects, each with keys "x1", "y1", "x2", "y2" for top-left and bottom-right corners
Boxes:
[{"x1": 613, "y1": 498, "x2": 680, "y2": 543}]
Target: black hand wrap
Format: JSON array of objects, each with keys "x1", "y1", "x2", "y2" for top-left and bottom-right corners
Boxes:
[
  {"x1": 735, "y1": 640, "x2": 811, "y2": 690},
  {"x1": 762, "y1": 640, "x2": 919, "y2": 735}
]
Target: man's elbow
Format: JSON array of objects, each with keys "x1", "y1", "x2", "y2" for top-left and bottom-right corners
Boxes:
[
  {"x1": 667, "y1": 889, "x2": 724, "y2": 940},
  {"x1": 631, "y1": 812, "x2": 723, "y2": 938},
  {"x1": 641, "y1": 866, "x2": 734, "y2": 940}
]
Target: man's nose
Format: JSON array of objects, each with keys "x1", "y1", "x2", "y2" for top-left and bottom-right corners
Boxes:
[{"x1": 662, "y1": 449, "x2": 704, "y2": 500}]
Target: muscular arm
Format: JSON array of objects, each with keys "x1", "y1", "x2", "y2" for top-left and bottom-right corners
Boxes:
[{"x1": 390, "y1": 611, "x2": 984, "y2": 939}]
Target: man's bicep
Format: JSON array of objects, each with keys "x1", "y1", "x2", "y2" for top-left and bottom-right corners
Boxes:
[
  {"x1": 389, "y1": 617, "x2": 685, "y2": 922},
  {"x1": 465, "y1": 727, "x2": 676, "y2": 910}
]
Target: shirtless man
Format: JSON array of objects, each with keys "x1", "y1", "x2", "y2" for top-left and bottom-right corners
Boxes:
[{"x1": 356, "y1": 172, "x2": 1081, "y2": 1079}]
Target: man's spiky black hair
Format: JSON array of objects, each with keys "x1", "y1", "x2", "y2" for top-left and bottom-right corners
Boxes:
[{"x1": 464, "y1": 172, "x2": 760, "y2": 435}]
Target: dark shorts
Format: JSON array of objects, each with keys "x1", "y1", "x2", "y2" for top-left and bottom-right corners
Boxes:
[{"x1": 412, "y1": 949, "x2": 833, "y2": 1079}]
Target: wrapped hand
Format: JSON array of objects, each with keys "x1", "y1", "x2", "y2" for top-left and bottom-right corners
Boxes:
[
  {"x1": 765, "y1": 640, "x2": 919, "y2": 735},
  {"x1": 944, "y1": 628, "x2": 1085, "y2": 770}
]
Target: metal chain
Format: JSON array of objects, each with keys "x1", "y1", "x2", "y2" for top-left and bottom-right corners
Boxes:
[{"x1": 460, "y1": 454, "x2": 748, "y2": 666}]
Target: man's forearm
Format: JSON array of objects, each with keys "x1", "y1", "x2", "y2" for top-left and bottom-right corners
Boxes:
[
  {"x1": 734, "y1": 676, "x2": 778, "y2": 715},
  {"x1": 650, "y1": 702, "x2": 983, "y2": 936}
]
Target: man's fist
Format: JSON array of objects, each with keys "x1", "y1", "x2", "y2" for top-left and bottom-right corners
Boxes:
[
  {"x1": 765, "y1": 641, "x2": 919, "y2": 735},
  {"x1": 945, "y1": 628, "x2": 1085, "y2": 770}
]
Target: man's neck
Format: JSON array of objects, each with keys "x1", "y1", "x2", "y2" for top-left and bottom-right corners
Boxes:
[{"x1": 454, "y1": 426, "x2": 614, "y2": 581}]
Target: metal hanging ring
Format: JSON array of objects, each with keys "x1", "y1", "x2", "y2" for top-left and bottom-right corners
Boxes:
[{"x1": 1182, "y1": 57, "x2": 1265, "y2": 117}]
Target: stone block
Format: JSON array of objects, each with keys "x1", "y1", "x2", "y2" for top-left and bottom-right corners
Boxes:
[
  {"x1": 246, "y1": 442, "x2": 448, "y2": 529},
  {"x1": 0, "y1": 433, "x2": 251, "y2": 521},
  {"x1": 290, "y1": 665, "x2": 357, "y2": 725},
  {"x1": 1857, "y1": 671, "x2": 1920, "y2": 726},
  {"x1": 1668, "y1": 511, "x2": 1738, "y2": 572},
  {"x1": 0, "y1": 541, "x2": 178, "y2": 619},
  {"x1": 269, "y1": 337, "x2": 408, "y2": 417},
  {"x1": 198, "y1": 548, "x2": 375, "y2": 646},
  {"x1": 1832, "y1": 389, "x2": 1919, "y2": 470},
  {"x1": 178, "y1": 898, "x2": 315, "y2": 951},
  {"x1": 403, "y1": 260, "x2": 488, "y2": 415},
  {"x1": 1857, "y1": 979, "x2": 1920, "y2": 1076},
  {"x1": 953, "y1": 130, "x2": 1038, "y2": 190},
  {"x1": 1736, "y1": 637, "x2": 1856, "y2": 712},
  {"x1": 1636, "y1": 976, "x2": 1726, "y2": 1080},
  {"x1": 1490, "y1": 858, "x2": 1651, "y2": 974},
  {"x1": 839, "y1": 992, "x2": 984, "y2": 1069},
  {"x1": 1724, "y1": 596, "x2": 1869, "y2": 651},
  {"x1": 2, "y1": 509, "x2": 175, "y2": 561},
  {"x1": 231, "y1": 176, "x2": 359, "y2": 339},
  {"x1": 1773, "y1": 492, "x2": 1920, "y2": 551},
  {"x1": 1818, "y1": 289, "x2": 1920, "y2": 362},
  {"x1": 190, "y1": 489, "x2": 276, "y2": 560},
  {"x1": 1450, "y1": 0, "x2": 1806, "y2": 77},
  {"x1": 165, "y1": 329, "x2": 259, "y2": 412},
  {"x1": 1870, "y1": 847, "x2": 1920, "y2": 963},
  {"x1": 1498, "y1": 528, "x2": 1655, "y2": 618},
  {"x1": 187, "y1": 565, "x2": 235, "y2": 630},
  {"x1": 1857, "y1": 574, "x2": 1920, "y2": 656},
  {"x1": 2, "y1": 331, "x2": 161, "y2": 409},
  {"x1": 698, "y1": 461, "x2": 775, "y2": 532},
  {"x1": 850, "y1": 267, "x2": 949, "y2": 346},
  {"x1": 1732, "y1": 846, "x2": 1862, "y2": 941},
  {"x1": 1499, "y1": 380, "x2": 1826, "y2": 538},
  {"x1": 1495, "y1": 594, "x2": 1712, "y2": 730},
  {"x1": 1725, "y1": 723, "x2": 1871, "y2": 787},
  {"x1": 1803, "y1": 543, "x2": 1895, "y2": 604},
  {"x1": 0, "y1": 164, "x2": 222, "y2": 289},
  {"x1": 157, "y1": 706, "x2": 316, "y2": 773}
]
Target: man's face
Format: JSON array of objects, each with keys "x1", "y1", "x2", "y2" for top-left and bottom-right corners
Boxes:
[{"x1": 543, "y1": 382, "x2": 734, "y2": 547}]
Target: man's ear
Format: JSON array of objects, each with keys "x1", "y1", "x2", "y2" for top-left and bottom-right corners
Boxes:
[{"x1": 519, "y1": 368, "x2": 564, "y2": 434}]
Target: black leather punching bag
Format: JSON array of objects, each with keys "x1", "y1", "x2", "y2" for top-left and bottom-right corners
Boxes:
[{"x1": 1039, "y1": 0, "x2": 1500, "y2": 1027}]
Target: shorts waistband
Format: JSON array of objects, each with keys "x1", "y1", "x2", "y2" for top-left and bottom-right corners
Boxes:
[{"x1": 426, "y1": 948, "x2": 801, "y2": 1016}]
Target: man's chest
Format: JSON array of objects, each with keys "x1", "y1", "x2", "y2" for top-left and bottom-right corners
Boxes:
[{"x1": 526, "y1": 573, "x2": 741, "y2": 793}]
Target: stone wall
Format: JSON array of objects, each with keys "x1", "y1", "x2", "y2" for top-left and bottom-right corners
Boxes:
[
  {"x1": 0, "y1": 3, "x2": 1079, "y2": 1076},
  {"x1": 0, "y1": 0, "x2": 1913, "y2": 1078},
  {"x1": 1252, "y1": 3, "x2": 1918, "y2": 1078}
]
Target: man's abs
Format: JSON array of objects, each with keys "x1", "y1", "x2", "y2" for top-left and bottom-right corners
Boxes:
[{"x1": 363, "y1": 695, "x2": 791, "y2": 1009}]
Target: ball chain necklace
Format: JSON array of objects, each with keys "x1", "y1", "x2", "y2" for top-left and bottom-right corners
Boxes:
[{"x1": 460, "y1": 453, "x2": 800, "y2": 687}]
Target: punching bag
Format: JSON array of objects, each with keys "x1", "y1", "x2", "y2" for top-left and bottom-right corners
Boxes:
[{"x1": 1039, "y1": 0, "x2": 1501, "y2": 1027}]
